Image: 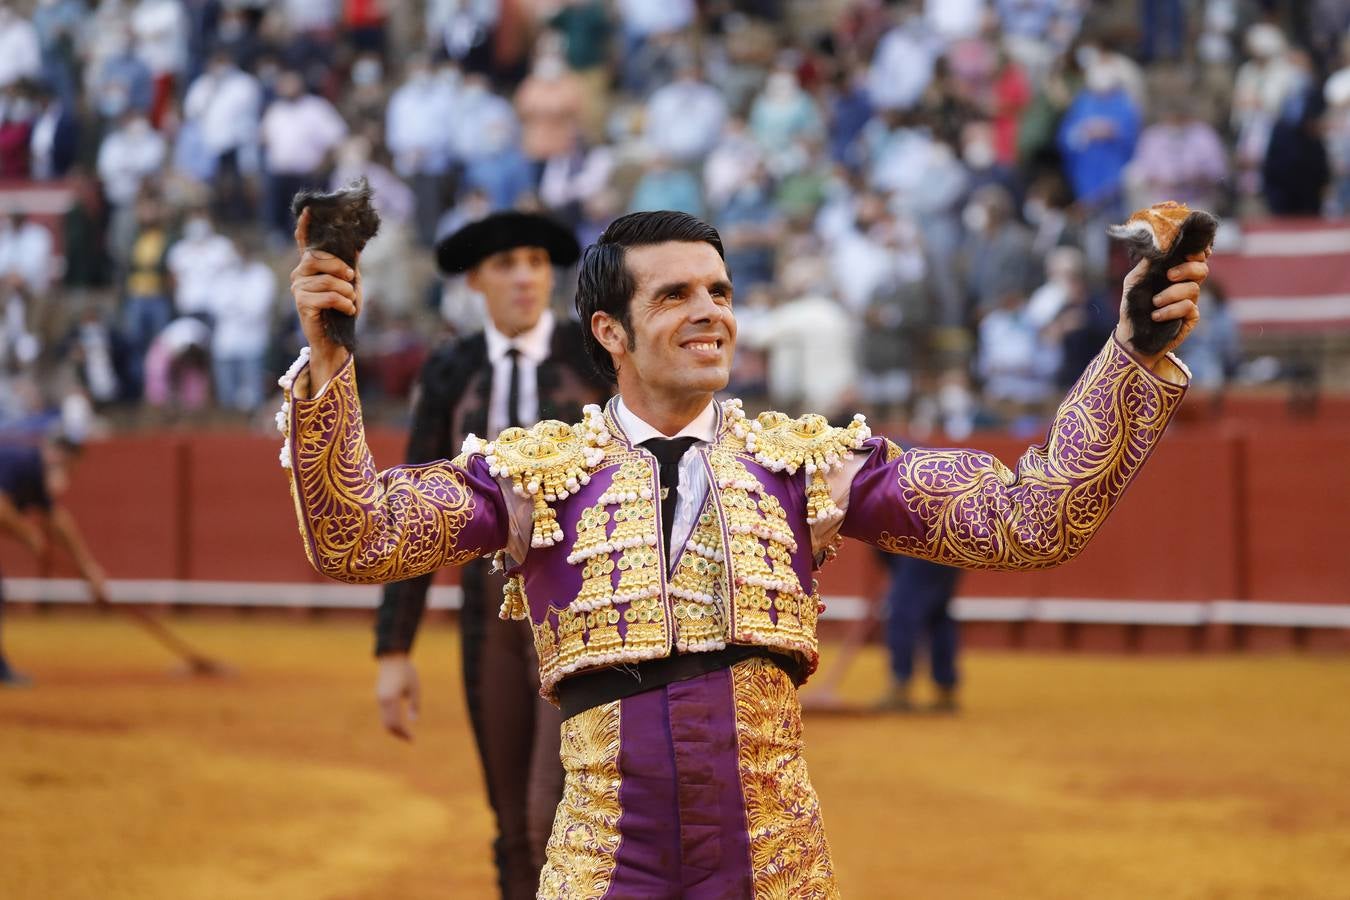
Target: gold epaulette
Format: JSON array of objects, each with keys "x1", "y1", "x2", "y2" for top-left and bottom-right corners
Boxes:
[
  {"x1": 742, "y1": 410, "x2": 872, "y2": 525},
  {"x1": 463, "y1": 405, "x2": 614, "y2": 549}
]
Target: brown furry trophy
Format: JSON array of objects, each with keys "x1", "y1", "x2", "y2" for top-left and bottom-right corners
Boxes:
[
  {"x1": 1107, "y1": 200, "x2": 1218, "y2": 357},
  {"x1": 291, "y1": 178, "x2": 381, "y2": 351}
]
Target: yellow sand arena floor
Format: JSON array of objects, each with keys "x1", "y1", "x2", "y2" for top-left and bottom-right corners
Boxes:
[{"x1": 2, "y1": 612, "x2": 1348, "y2": 900}]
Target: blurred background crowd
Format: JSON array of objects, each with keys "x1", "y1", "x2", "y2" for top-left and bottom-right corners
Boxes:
[{"x1": 0, "y1": 0, "x2": 1346, "y2": 442}]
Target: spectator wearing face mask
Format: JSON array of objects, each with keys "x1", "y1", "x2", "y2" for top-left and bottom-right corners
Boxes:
[
  {"x1": 960, "y1": 183, "x2": 1040, "y2": 317},
  {"x1": 258, "y1": 69, "x2": 348, "y2": 238},
  {"x1": 96, "y1": 110, "x2": 166, "y2": 266},
  {"x1": 1056, "y1": 57, "x2": 1140, "y2": 210},
  {"x1": 1125, "y1": 94, "x2": 1228, "y2": 212},
  {"x1": 1231, "y1": 23, "x2": 1301, "y2": 200},
  {"x1": 207, "y1": 235, "x2": 275, "y2": 413},
  {"x1": 0, "y1": 6, "x2": 40, "y2": 89},
  {"x1": 1262, "y1": 49, "x2": 1330, "y2": 217},
  {"x1": 749, "y1": 67, "x2": 823, "y2": 174},
  {"x1": 514, "y1": 40, "x2": 586, "y2": 166},
  {"x1": 1056, "y1": 55, "x2": 1139, "y2": 271},
  {"x1": 867, "y1": 11, "x2": 936, "y2": 112},
  {"x1": 166, "y1": 211, "x2": 237, "y2": 321},
  {"x1": 129, "y1": 0, "x2": 188, "y2": 128},
  {"x1": 183, "y1": 49, "x2": 263, "y2": 223},
  {"x1": 87, "y1": 27, "x2": 154, "y2": 125},
  {"x1": 387, "y1": 56, "x2": 459, "y2": 246},
  {"x1": 644, "y1": 61, "x2": 727, "y2": 164},
  {"x1": 26, "y1": 82, "x2": 78, "y2": 180},
  {"x1": 452, "y1": 73, "x2": 533, "y2": 210},
  {"x1": 118, "y1": 191, "x2": 173, "y2": 397}
]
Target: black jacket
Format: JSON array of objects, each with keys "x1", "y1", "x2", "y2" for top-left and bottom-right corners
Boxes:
[{"x1": 374, "y1": 318, "x2": 610, "y2": 655}]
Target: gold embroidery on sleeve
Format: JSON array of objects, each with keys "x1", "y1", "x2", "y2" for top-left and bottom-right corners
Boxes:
[
  {"x1": 877, "y1": 340, "x2": 1185, "y2": 568},
  {"x1": 288, "y1": 363, "x2": 483, "y2": 583}
]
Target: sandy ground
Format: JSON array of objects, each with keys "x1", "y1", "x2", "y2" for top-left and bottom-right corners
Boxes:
[{"x1": 2, "y1": 612, "x2": 1349, "y2": 900}]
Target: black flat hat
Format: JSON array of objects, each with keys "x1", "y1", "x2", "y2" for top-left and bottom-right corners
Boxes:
[{"x1": 436, "y1": 210, "x2": 581, "y2": 274}]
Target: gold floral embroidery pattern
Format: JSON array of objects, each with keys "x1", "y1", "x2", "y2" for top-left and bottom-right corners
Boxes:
[
  {"x1": 709, "y1": 452, "x2": 816, "y2": 661},
  {"x1": 536, "y1": 457, "x2": 670, "y2": 699},
  {"x1": 746, "y1": 411, "x2": 870, "y2": 524},
  {"x1": 669, "y1": 499, "x2": 730, "y2": 652},
  {"x1": 537, "y1": 701, "x2": 623, "y2": 899},
  {"x1": 287, "y1": 362, "x2": 484, "y2": 583},
  {"x1": 732, "y1": 657, "x2": 838, "y2": 899},
  {"x1": 484, "y1": 419, "x2": 604, "y2": 549},
  {"x1": 876, "y1": 340, "x2": 1185, "y2": 569}
]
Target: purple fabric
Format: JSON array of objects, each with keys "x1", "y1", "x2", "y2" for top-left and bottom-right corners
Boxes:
[{"x1": 606, "y1": 667, "x2": 753, "y2": 899}]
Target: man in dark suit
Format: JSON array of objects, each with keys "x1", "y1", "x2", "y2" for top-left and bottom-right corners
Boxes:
[{"x1": 372, "y1": 211, "x2": 609, "y2": 899}]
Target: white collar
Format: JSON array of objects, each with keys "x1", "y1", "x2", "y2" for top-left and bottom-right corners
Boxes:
[
  {"x1": 484, "y1": 310, "x2": 554, "y2": 365},
  {"x1": 613, "y1": 395, "x2": 718, "y2": 445}
]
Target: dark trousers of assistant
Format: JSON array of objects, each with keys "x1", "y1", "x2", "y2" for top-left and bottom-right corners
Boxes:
[
  {"x1": 460, "y1": 559, "x2": 564, "y2": 900},
  {"x1": 885, "y1": 554, "x2": 962, "y2": 688}
]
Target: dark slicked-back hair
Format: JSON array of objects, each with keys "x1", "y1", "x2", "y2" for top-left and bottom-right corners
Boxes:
[{"x1": 575, "y1": 211, "x2": 725, "y2": 383}]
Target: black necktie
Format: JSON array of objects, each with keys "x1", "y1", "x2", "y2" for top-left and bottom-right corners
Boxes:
[
  {"x1": 505, "y1": 347, "x2": 522, "y2": 429},
  {"x1": 642, "y1": 436, "x2": 699, "y2": 559}
]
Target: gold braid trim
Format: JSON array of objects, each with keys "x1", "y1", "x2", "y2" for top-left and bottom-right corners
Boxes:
[
  {"x1": 745, "y1": 411, "x2": 871, "y2": 525},
  {"x1": 537, "y1": 700, "x2": 623, "y2": 899},
  {"x1": 285, "y1": 358, "x2": 484, "y2": 583},
  {"x1": 478, "y1": 403, "x2": 617, "y2": 550},
  {"x1": 877, "y1": 338, "x2": 1186, "y2": 568}
]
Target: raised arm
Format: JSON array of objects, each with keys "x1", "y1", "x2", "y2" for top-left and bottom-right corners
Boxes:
[
  {"x1": 280, "y1": 354, "x2": 508, "y2": 583},
  {"x1": 841, "y1": 335, "x2": 1186, "y2": 569},
  {"x1": 281, "y1": 210, "x2": 507, "y2": 585},
  {"x1": 840, "y1": 252, "x2": 1207, "y2": 570}
]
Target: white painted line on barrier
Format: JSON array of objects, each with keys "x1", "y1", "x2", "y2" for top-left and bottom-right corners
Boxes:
[{"x1": 5, "y1": 580, "x2": 1348, "y2": 628}]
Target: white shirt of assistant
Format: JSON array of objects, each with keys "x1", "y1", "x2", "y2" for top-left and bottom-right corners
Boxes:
[{"x1": 484, "y1": 310, "x2": 554, "y2": 439}]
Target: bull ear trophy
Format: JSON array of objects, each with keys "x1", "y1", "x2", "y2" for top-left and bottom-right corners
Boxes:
[
  {"x1": 291, "y1": 178, "x2": 382, "y2": 352},
  {"x1": 1107, "y1": 200, "x2": 1218, "y2": 357}
]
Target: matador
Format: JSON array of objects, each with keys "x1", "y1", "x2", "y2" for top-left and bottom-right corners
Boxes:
[{"x1": 280, "y1": 209, "x2": 1208, "y2": 898}]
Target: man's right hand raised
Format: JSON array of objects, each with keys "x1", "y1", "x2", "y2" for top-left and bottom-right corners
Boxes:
[
  {"x1": 375, "y1": 653, "x2": 421, "y2": 741},
  {"x1": 289, "y1": 207, "x2": 361, "y2": 392}
]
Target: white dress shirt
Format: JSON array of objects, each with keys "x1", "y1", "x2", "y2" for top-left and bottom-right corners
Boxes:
[
  {"x1": 484, "y1": 310, "x2": 554, "y2": 438},
  {"x1": 489, "y1": 394, "x2": 872, "y2": 566},
  {"x1": 612, "y1": 396, "x2": 719, "y2": 565}
]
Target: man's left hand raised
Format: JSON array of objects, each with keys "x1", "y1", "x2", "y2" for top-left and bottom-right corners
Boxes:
[{"x1": 1114, "y1": 248, "x2": 1211, "y2": 370}]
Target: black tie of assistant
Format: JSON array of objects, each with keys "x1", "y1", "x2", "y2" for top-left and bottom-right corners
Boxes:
[
  {"x1": 505, "y1": 347, "x2": 522, "y2": 429},
  {"x1": 641, "y1": 436, "x2": 699, "y2": 559}
]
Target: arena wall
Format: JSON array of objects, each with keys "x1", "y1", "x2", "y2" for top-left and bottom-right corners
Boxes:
[{"x1": 3, "y1": 424, "x2": 1347, "y2": 652}]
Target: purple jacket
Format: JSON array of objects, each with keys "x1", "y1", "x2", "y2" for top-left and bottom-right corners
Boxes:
[{"x1": 281, "y1": 337, "x2": 1188, "y2": 700}]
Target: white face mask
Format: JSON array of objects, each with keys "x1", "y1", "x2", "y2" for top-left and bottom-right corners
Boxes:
[
  {"x1": 1023, "y1": 198, "x2": 1047, "y2": 225},
  {"x1": 534, "y1": 56, "x2": 565, "y2": 80},
  {"x1": 962, "y1": 140, "x2": 996, "y2": 170},
  {"x1": 765, "y1": 72, "x2": 796, "y2": 99},
  {"x1": 962, "y1": 203, "x2": 990, "y2": 234},
  {"x1": 1084, "y1": 64, "x2": 1119, "y2": 94},
  {"x1": 184, "y1": 218, "x2": 211, "y2": 240},
  {"x1": 352, "y1": 59, "x2": 382, "y2": 87}
]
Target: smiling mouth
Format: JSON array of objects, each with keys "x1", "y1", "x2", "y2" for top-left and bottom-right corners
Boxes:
[{"x1": 683, "y1": 340, "x2": 722, "y2": 352}]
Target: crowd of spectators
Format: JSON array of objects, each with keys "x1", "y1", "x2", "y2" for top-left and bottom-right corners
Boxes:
[{"x1": 0, "y1": 0, "x2": 1346, "y2": 441}]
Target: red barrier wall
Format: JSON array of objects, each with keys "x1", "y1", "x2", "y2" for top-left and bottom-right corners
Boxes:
[{"x1": 1, "y1": 427, "x2": 1346, "y2": 612}]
